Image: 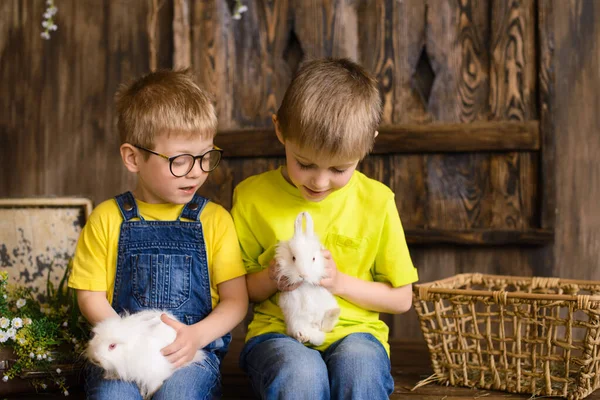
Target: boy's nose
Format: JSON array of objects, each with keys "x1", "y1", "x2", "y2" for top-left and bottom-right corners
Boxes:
[{"x1": 311, "y1": 172, "x2": 329, "y2": 189}]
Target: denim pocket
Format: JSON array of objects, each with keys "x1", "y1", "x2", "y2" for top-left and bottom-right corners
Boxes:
[{"x1": 132, "y1": 254, "x2": 191, "y2": 309}]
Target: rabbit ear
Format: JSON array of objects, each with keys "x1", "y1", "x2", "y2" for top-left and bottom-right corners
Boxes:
[{"x1": 294, "y1": 212, "x2": 314, "y2": 236}]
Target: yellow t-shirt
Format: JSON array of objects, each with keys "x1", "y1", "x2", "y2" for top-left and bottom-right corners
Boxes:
[
  {"x1": 231, "y1": 167, "x2": 418, "y2": 355},
  {"x1": 68, "y1": 197, "x2": 246, "y2": 308}
]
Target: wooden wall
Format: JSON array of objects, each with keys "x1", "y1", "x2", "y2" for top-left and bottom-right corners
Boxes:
[{"x1": 1, "y1": 0, "x2": 599, "y2": 341}]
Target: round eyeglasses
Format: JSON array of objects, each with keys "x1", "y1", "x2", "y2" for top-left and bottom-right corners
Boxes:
[{"x1": 133, "y1": 145, "x2": 223, "y2": 177}]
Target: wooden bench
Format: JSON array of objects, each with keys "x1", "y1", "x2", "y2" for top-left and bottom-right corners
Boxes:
[{"x1": 5, "y1": 339, "x2": 600, "y2": 399}]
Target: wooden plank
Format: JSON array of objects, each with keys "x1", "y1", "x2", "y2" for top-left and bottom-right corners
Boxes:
[
  {"x1": 489, "y1": 0, "x2": 537, "y2": 231},
  {"x1": 406, "y1": 228, "x2": 553, "y2": 246},
  {"x1": 173, "y1": 0, "x2": 191, "y2": 69},
  {"x1": 552, "y1": 0, "x2": 600, "y2": 281},
  {"x1": 537, "y1": 0, "x2": 556, "y2": 231},
  {"x1": 292, "y1": 0, "x2": 356, "y2": 59},
  {"x1": 215, "y1": 121, "x2": 540, "y2": 157},
  {"x1": 0, "y1": 0, "x2": 171, "y2": 204},
  {"x1": 357, "y1": 0, "x2": 429, "y2": 124}
]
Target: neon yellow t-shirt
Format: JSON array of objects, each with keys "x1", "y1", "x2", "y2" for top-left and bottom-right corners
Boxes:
[
  {"x1": 231, "y1": 167, "x2": 418, "y2": 355},
  {"x1": 68, "y1": 197, "x2": 246, "y2": 308}
]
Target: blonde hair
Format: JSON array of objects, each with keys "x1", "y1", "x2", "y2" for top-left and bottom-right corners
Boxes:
[
  {"x1": 276, "y1": 58, "x2": 382, "y2": 160},
  {"x1": 115, "y1": 69, "x2": 217, "y2": 149}
]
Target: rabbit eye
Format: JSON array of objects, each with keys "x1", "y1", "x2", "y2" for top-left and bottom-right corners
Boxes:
[
  {"x1": 292, "y1": 256, "x2": 296, "y2": 262},
  {"x1": 312, "y1": 257, "x2": 315, "y2": 262},
  {"x1": 108, "y1": 343, "x2": 117, "y2": 351}
]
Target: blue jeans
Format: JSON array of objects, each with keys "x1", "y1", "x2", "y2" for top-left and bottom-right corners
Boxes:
[
  {"x1": 85, "y1": 353, "x2": 222, "y2": 400},
  {"x1": 240, "y1": 332, "x2": 394, "y2": 400}
]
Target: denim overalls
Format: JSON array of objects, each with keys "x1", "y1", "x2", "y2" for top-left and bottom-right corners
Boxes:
[
  {"x1": 112, "y1": 191, "x2": 231, "y2": 360},
  {"x1": 85, "y1": 191, "x2": 229, "y2": 400}
]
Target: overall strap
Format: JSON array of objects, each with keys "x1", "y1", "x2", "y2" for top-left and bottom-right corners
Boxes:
[
  {"x1": 114, "y1": 191, "x2": 142, "y2": 221},
  {"x1": 178, "y1": 194, "x2": 209, "y2": 221}
]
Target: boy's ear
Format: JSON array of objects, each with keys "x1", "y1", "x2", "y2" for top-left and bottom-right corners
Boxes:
[
  {"x1": 120, "y1": 144, "x2": 141, "y2": 173},
  {"x1": 272, "y1": 114, "x2": 285, "y2": 145}
]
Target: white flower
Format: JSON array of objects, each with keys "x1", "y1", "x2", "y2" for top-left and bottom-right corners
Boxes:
[
  {"x1": 12, "y1": 317, "x2": 23, "y2": 328},
  {"x1": 42, "y1": 354, "x2": 47, "y2": 359},
  {"x1": 0, "y1": 331, "x2": 7, "y2": 343},
  {"x1": 41, "y1": 383, "x2": 47, "y2": 389},
  {"x1": 62, "y1": 321, "x2": 68, "y2": 327},
  {"x1": 237, "y1": 4, "x2": 248, "y2": 13},
  {"x1": 16, "y1": 298, "x2": 26, "y2": 308},
  {"x1": 48, "y1": 356, "x2": 53, "y2": 361},
  {"x1": 37, "y1": 354, "x2": 42, "y2": 360},
  {"x1": 6, "y1": 328, "x2": 16, "y2": 339},
  {"x1": 18, "y1": 338, "x2": 26, "y2": 345},
  {"x1": 3, "y1": 295, "x2": 7, "y2": 299},
  {"x1": 0, "y1": 317, "x2": 9, "y2": 329},
  {"x1": 2, "y1": 375, "x2": 8, "y2": 382},
  {"x1": 29, "y1": 352, "x2": 35, "y2": 358},
  {"x1": 50, "y1": 24, "x2": 58, "y2": 31},
  {"x1": 71, "y1": 338, "x2": 78, "y2": 344},
  {"x1": 42, "y1": 20, "x2": 49, "y2": 28},
  {"x1": 24, "y1": 318, "x2": 32, "y2": 325},
  {"x1": 46, "y1": 0, "x2": 52, "y2": 5},
  {"x1": 64, "y1": 390, "x2": 69, "y2": 396},
  {"x1": 232, "y1": 12, "x2": 241, "y2": 20},
  {"x1": 56, "y1": 368, "x2": 62, "y2": 374}
]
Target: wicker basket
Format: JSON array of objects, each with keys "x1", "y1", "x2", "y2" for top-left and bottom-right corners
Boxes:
[{"x1": 413, "y1": 273, "x2": 600, "y2": 399}]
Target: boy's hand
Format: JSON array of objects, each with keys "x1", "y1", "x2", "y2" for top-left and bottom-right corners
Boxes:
[
  {"x1": 160, "y1": 314, "x2": 206, "y2": 368},
  {"x1": 320, "y1": 249, "x2": 343, "y2": 294},
  {"x1": 268, "y1": 258, "x2": 301, "y2": 291}
]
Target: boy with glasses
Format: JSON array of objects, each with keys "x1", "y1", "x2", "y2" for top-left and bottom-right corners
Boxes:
[
  {"x1": 231, "y1": 58, "x2": 419, "y2": 399},
  {"x1": 68, "y1": 69, "x2": 248, "y2": 400}
]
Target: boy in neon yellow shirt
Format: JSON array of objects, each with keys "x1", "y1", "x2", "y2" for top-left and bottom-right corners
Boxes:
[
  {"x1": 68, "y1": 70, "x2": 248, "y2": 400},
  {"x1": 232, "y1": 58, "x2": 418, "y2": 399}
]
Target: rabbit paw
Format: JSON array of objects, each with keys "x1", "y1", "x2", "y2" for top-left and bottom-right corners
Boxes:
[
  {"x1": 308, "y1": 330, "x2": 325, "y2": 346},
  {"x1": 321, "y1": 308, "x2": 341, "y2": 332},
  {"x1": 293, "y1": 330, "x2": 310, "y2": 343}
]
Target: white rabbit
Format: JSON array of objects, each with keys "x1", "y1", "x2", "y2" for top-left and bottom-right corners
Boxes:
[
  {"x1": 86, "y1": 309, "x2": 207, "y2": 398},
  {"x1": 276, "y1": 211, "x2": 341, "y2": 346}
]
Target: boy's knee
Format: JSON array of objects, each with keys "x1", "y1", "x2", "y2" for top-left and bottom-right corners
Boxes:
[
  {"x1": 154, "y1": 360, "x2": 220, "y2": 400},
  {"x1": 327, "y1": 333, "x2": 390, "y2": 373}
]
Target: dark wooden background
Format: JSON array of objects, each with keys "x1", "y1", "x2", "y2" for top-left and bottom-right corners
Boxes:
[{"x1": 1, "y1": 0, "x2": 599, "y2": 341}]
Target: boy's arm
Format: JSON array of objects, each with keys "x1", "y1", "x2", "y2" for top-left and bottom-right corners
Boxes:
[
  {"x1": 231, "y1": 190, "x2": 278, "y2": 302},
  {"x1": 321, "y1": 195, "x2": 418, "y2": 314},
  {"x1": 197, "y1": 275, "x2": 248, "y2": 339},
  {"x1": 321, "y1": 251, "x2": 413, "y2": 314},
  {"x1": 246, "y1": 265, "x2": 278, "y2": 302},
  {"x1": 77, "y1": 289, "x2": 118, "y2": 325},
  {"x1": 161, "y1": 275, "x2": 248, "y2": 368}
]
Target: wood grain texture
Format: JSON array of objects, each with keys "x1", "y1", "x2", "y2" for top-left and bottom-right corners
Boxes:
[
  {"x1": 553, "y1": 0, "x2": 600, "y2": 281},
  {"x1": 215, "y1": 121, "x2": 540, "y2": 157},
  {"x1": 538, "y1": 0, "x2": 556, "y2": 231},
  {"x1": 489, "y1": 0, "x2": 537, "y2": 231},
  {"x1": 0, "y1": 0, "x2": 171, "y2": 203},
  {"x1": 357, "y1": 0, "x2": 429, "y2": 124},
  {"x1": 173, "y1": 0, "x2": 191, "y2": 68}
]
